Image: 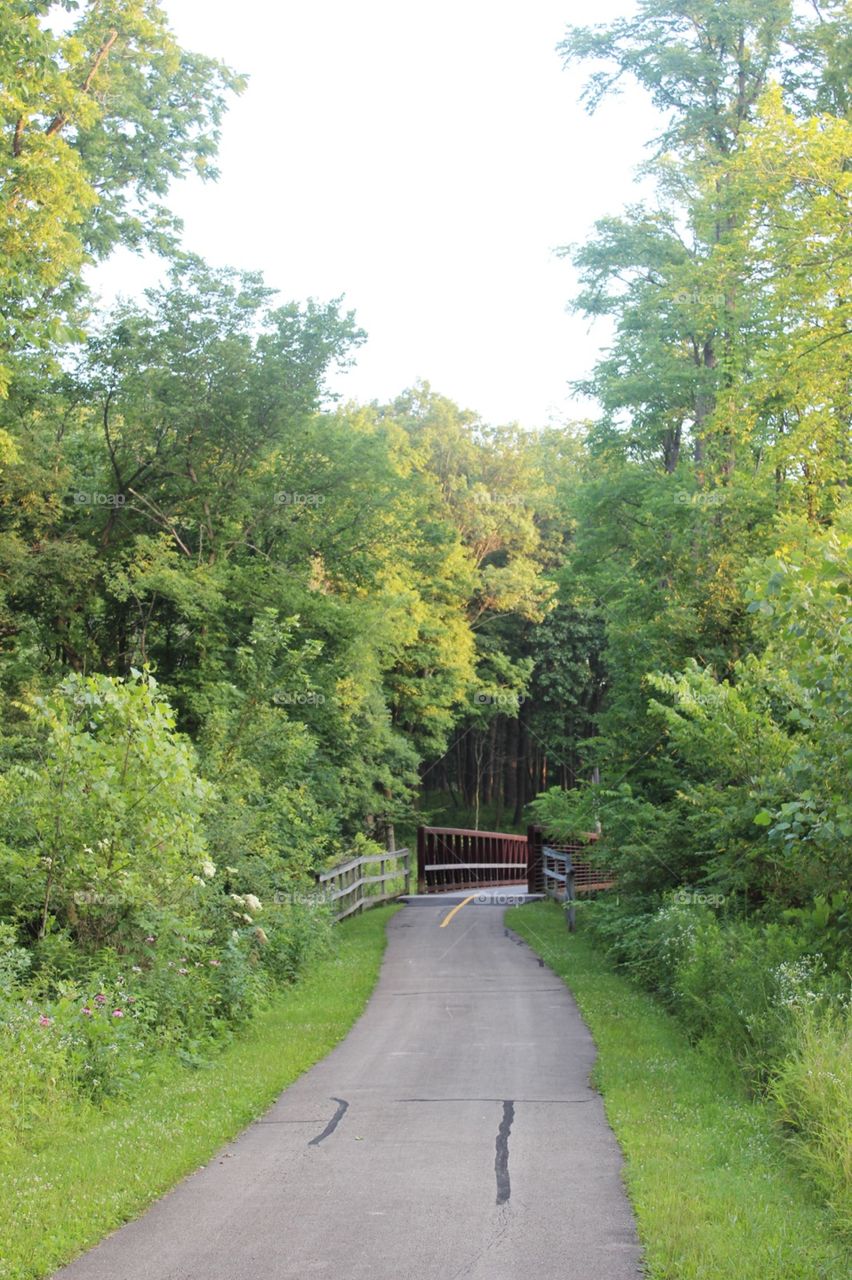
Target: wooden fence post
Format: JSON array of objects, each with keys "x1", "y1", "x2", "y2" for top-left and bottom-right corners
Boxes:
[{"x1": 416, "y1": 826, "x2": 426, "y2": 892}]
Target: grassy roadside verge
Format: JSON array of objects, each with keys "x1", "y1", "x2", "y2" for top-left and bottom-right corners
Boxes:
[
  {"x1": 506, "y1": 901, "x2": 851, "y2": 1280},
  {"x1": 0, "y1": 905, "x2": 399, "y2": 1280}
]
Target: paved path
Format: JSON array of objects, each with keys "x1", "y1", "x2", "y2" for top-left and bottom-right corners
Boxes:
[{"x1": 55, "y1": 893, "x2": 642, "y2": 1280}]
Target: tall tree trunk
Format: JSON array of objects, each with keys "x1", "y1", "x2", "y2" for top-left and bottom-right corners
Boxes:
[{"x1": 512, "y1": 716, "x2": 528, "y2": 826}]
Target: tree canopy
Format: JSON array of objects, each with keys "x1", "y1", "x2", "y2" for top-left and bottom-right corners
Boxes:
[
  {"x1": 0, "y1": 0, "x2": 849, "y2": 1022},
  {"x1": 0, "y1": 0, "x2": 243, "y2": 392}
]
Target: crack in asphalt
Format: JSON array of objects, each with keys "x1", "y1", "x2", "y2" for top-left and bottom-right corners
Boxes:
[
  {"x1": 494, "y1": 1100, "x2": 514, "y2": 1205},
  {"x1": 383, "y1": 987, "x2": 565, "y2": 996},
  {"x1": 308, "y1": 1097, "x2": 349, "y2": 1147},
  {"x1": 396, "y1": 1097, "x2": 593, "y2": 1104},
  {"x1": 448, "y1": 1207, "x2": 512, "y2": 1280}
]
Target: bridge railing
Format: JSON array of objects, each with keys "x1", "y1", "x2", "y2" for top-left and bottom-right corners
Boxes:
[
  {"x1": 417, "y1": 826, "x2": 528, "y2": 892},
  {"x1": 316, "y1": 848, "x2": 412, "y2": 922},
  {"x1": 527, "y1": 826, "x2": 615, "y2": 896}
]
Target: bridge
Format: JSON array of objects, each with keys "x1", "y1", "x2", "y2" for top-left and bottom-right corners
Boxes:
[{"x1": 416, "y1": 824, "x2": 615, "y2": 896}]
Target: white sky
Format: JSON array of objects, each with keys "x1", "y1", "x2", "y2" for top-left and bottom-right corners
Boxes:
[{"x1": 94, "y1": 0, "x2": 661, "y2": 428}]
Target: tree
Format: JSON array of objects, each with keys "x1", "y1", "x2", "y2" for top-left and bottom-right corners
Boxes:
[
  {"x1": 0, "y1": 670, "x2": 212, "y2": 944},
  {"x1": 529, "y1": 0, "x2": 852, "y2": 926},
  {"x1": 0, "y1": 0, "x2": 243, "y2": 391},
  {"x1": 560, "y1": 0, "x2": 846, "y2": 157},
  {"x1": 561, "y1": 0, "x2": 851, "y2": 484},
  {"x1": 388, "y1": 386, "x2": 566, "y2": 820}
]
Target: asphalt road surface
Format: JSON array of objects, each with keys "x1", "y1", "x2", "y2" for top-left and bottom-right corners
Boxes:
[{"x1": 54, "y1": 891, "x2": 642, "y2": 1280}]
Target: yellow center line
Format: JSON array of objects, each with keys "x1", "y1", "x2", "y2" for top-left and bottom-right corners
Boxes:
[{"x1": 439, "y1": 894, "x2": 477, "y2": 928}]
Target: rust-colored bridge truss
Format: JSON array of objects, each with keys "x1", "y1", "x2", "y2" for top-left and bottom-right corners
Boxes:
[{"x1": 416, "y1": 825, "x2": 614, "y2": 895}]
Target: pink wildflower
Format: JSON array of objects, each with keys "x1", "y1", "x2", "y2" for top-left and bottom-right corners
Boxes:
[
  {"x1": 38, "y1": 1014, "x2": 52, "y2": 1027},
  {"x1": 112, "y1": 1009, "x2": 124, "y2": 1018}
]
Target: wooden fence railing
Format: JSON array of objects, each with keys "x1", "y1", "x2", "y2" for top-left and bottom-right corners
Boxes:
[{"x1": 316, "y1": 848, "x2": 412, "y2": 922}]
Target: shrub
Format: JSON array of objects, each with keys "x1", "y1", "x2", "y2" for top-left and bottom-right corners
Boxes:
[
  {"x1": 0, "y1": 923, "x2": 30, "y2": 993},
  {"x1": 583, "y1": 895, "x2": 833, "y2": 1087},
  {"x1": 259, "y1": 897, "x2": 332, "y2": 985},
  {"x1": 773, "y1": 999, "x2": 852, "y2": 1232},
  {"x1": 0, "y1": 666, "x2": 360, "y2": 1168},
  {"x1": 0, "y1": 998, "x2": 77, "y2": 1155},
  {"x1": 582, "y1": 891, "x2": 852, "y2": 1228},
  {"x1": 0, "y1": 670, "x2": 214, "y2": 945},
  {"x1": 49, "y1": 981, "x2": 149, "y2": 1101},
  {"x1": 671, "y1": 916, "x2": 819, "y2": 1085}
]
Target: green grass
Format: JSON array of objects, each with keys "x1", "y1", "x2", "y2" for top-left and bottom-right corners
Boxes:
[
  {"x1": 506, "y1": 901, "x2": 851, "y2": 1280},
  {"x1": 772, "y1": 1001, "x2": 852, "y2": 1233},
  {"x1": 0, "y1": 905, "x2": 399, "y2": 1280}
]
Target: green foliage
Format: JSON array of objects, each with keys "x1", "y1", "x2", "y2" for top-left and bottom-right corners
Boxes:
[
  {"x1": 593, "y1": 885, "x2": 852, "y2": 1229},
  {"x1": 532, "y1": 509, "x2": 852, "y2": 923},
  {"x1": 0, "y1": 0, "x2": 849, "y2": 1260},
  {"x1": 579, "y1": 889, "x2": 851, "y2": 1100},
  {"x1": 0, "y1": 0, "x2": 243, "y2": 386},
  {"x1": 510, "y1": 903, "x2": 852, "y2": 1276},
  {"x1": 0, "y1": 924, "x2": 29, "y2": 994},
  {"x1": 0, "y1": 876, "x2": 334, "y2": 1120},
  {"x1": 773, "y1": 1000, "x2": 852, "y2": 1232},
  {"x1": 0, "y1": 670, "x2": 212, "y2": 945},
  {"x1": 560, "y1": 1, "x2": 847, "y2": 153},
  {"x1": 533, "y1": 9, "x2": 852, "y2": 977},
  {"x1": 0, "y1": 265, "x2": 485, "y2": 848}
]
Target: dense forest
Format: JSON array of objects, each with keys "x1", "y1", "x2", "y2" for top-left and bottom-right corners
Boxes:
[{"x1": 0, "y1": 0, "x2": 850, "y2": 1245}]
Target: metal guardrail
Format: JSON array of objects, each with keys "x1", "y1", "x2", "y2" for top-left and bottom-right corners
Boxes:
[
  {"x1": 315, "y1": 848, "x2": 412, "y2": 922},
  {"x1": 542, "y1": 846, "x2": 577, "y2": 932}
]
